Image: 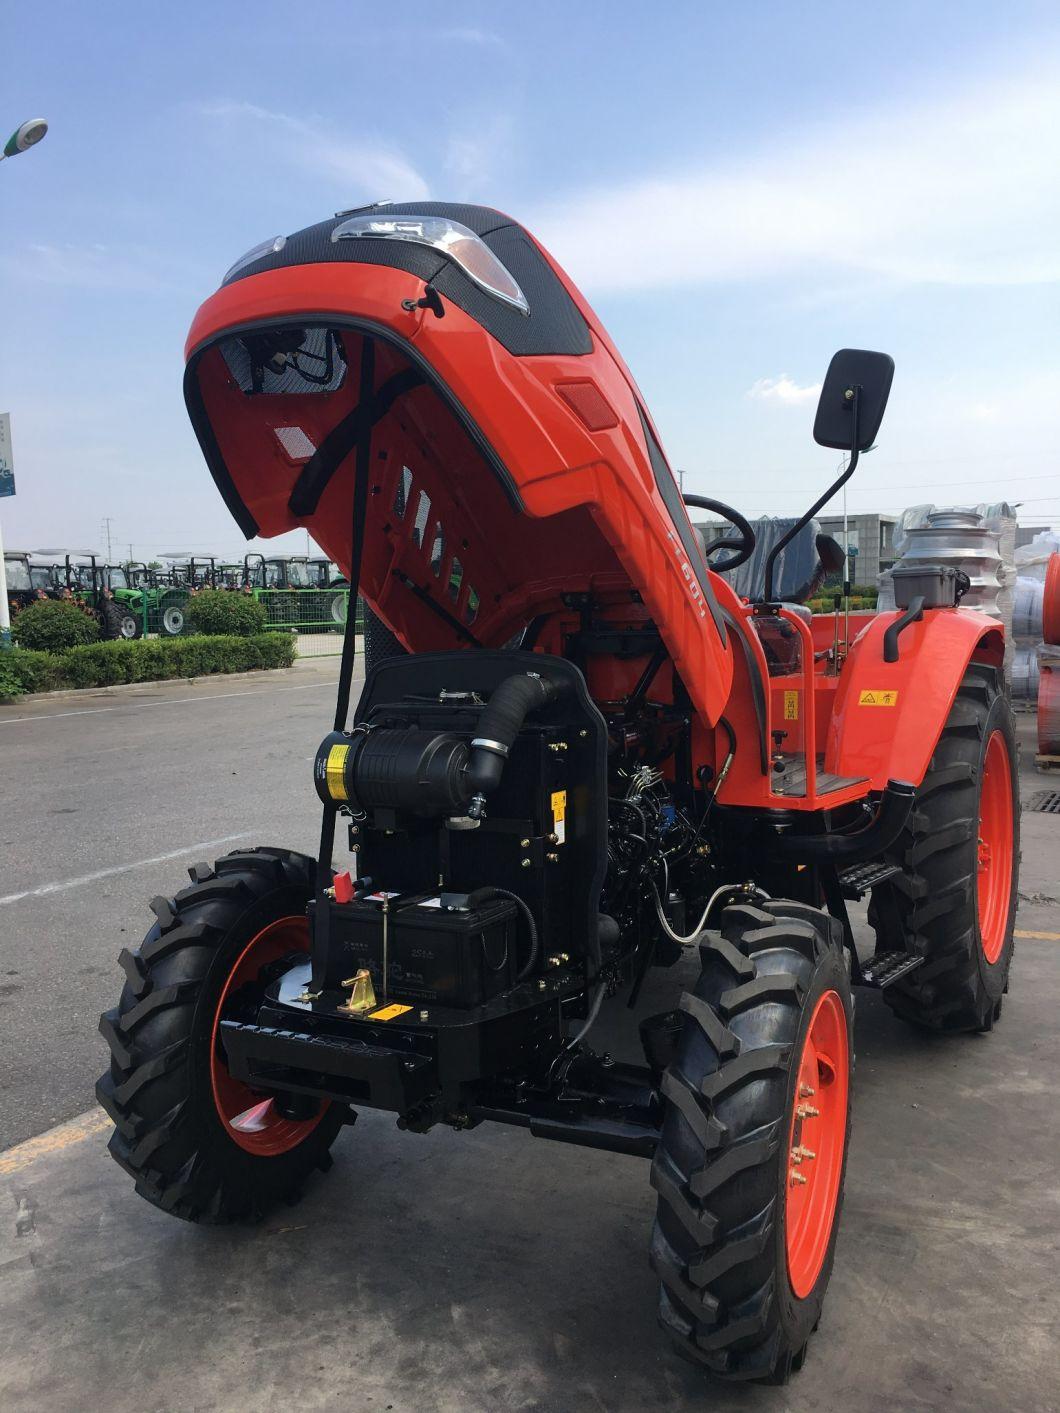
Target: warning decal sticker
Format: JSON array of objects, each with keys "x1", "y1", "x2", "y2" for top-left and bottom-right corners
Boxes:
[
  {"x1": 325, "y1": 743, "x2": 350, "y2": 801},
  {"x1": 551, "y1": 790, "x2": 567, "y2": 845},
  {"x1": 858, "y1": 690, "x2": 899, "y2": 707},
  {"x1": 367, "y1": 1003, "x2": 414, "y2": 1022}
]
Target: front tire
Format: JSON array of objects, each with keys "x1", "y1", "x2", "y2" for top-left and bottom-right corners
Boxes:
[
  {"x1": 869, "y1": 663, "x2": 1019, "y2": 1032},
  {"x1": 96, "y1": 847, "x2": 344, "y2": 1223},
  {"x1": 650, "y1": 901, "x2": 853, "y2": 1383}
]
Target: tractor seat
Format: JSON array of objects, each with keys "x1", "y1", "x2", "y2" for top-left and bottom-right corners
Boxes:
[{"x1": 696, "y1": 517, "x2": 842, "y2": 605}]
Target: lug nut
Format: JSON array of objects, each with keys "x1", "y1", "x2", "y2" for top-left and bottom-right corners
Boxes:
[
  {"x1": 796, "y1": 1147, "x2": 817, "y2": 1161},
  {"x1": 546, "y1": 852, "x2": 559, "y2": 863},
  {"x1": 797, "y1": 1104, "x2": 820, "y2": 1118},
  {"x1": 520, "y1": 837, "x2": 530, "y2": 848},
  {"x1": 537, "y1": 979, "x2": 547, "y2": 991},
  {"x1": 521, "y1": 858, "x2": 532, "y2": 869},
  {"x1": 419, "y1": 1009, "x2": 429, "y2": 1022},
  {"x1": 799, "y1": 1083, "x2": 816, "y2": 1098},
  {"x1": 790, "y1": 1170, "x2": 808, "y2": 1186}
]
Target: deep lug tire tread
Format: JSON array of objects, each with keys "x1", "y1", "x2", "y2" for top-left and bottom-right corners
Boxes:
[
  {"x1": 650, "y1": 901, "x2": 853, "y2": 1383},
  {"x1": 869, "y1": 664, "x2": 1020, "y2": 1032},
  {"x1": 96, "y1": 846, "x2": 344, "y2": 1224}
]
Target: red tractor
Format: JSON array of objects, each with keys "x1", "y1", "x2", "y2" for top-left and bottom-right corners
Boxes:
[{"x1": 98, "y1": 204, "x2": 1018, "y2": 1382}]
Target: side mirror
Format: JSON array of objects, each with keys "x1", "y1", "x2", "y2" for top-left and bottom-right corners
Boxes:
[{"x1": 813, "y1": 348, "x2": 894, "y2": 451}]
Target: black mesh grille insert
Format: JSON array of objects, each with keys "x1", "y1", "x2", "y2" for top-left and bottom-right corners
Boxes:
[{"x1": 220, "y1": 327, "x2": 348, "y2": 396}]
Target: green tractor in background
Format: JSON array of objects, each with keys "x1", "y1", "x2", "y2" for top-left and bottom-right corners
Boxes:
[
  {"x1": 123, "y1": 561, "x2": 192, "y2": 637},
  {"x1": 154, "y1": 555, "x2": 221, "y2": 636},
  {"x1": 23, "y1": 553, "x2": 137, "y2": 639}
]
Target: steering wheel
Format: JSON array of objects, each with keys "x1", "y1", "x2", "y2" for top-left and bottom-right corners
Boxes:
[{"x1": 682, "y1": 494, "x2": 756, "y2": 573}]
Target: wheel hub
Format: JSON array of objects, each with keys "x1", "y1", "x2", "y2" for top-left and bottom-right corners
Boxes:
[
  {"x1": 210, "y1": 915, "x2": 327, "y2": 1156},
  {"x1": 785, "y1": 990, "x2": 849, "y2": 1299},
  {"x1": 976, "y1": 730, "x2": 1014, "y2": 965}
]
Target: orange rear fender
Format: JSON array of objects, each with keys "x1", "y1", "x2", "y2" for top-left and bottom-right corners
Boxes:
[{"x1": 827, "y1": 607, "x2": 1004, "y2": 790}]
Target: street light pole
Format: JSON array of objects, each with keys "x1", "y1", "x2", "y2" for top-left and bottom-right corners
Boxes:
[{"x1": 0, "y1": 117, "x2": 49, "y2": 649}]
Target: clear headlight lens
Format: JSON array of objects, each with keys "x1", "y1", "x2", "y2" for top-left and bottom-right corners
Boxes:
[
  {"x1": 331, "y1": 214, "x2": 529, "y2": 315},
  {"x1": 222, "y1": 235, "x2": 287, "y2": 284}
]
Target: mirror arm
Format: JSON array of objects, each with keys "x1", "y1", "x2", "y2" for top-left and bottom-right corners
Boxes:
[{"x1": 762, "y1": 385, "x2": 861, "y2": 602}]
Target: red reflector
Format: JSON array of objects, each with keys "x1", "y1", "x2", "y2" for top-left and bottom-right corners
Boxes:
[
  {"x1": 333, "y1": 870, "x2": 354, "y2": 904},
  {"x1": 555, "y1": 380, "x2": 619, "y2": 431}
]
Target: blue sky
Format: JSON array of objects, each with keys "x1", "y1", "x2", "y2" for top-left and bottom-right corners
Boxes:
[{"x1": 2, "y1": 0, "x2": 1059, "y2": 561}]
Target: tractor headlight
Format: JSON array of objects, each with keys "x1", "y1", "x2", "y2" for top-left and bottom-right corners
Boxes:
[
  {"x1": 222, "y1": 235, "x2": 287, "y2": 284},
  {"x1": 331, "y1": 214, "x2": 529, "y2": 315}
]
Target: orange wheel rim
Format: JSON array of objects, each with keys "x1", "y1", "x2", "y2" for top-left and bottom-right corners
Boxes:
[
  {"x1": 210, "y1": 915, "x2": 325, "y2": 1156},
  {"x1": 976, "y1": 731, "x2": 1014, "y2": 966},
  {"x1": 785, "y1": 989, "x2": 849, "y2": 1299}
]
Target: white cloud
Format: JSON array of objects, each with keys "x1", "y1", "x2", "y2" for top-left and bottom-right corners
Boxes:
[
  {"x1": 534, "y1": 59, "x2": 1060, "y2": 293},
  {"x1": 443, "y1": 114, "x2": 515, "y2": 198},
  {"x1": 747, "y1": 375, "x2": 822, "y2": 406},
  {"x1": 14, "y1": 242, "x2": 168, "y2": 292},
  {"x1": 196, "y1": 101, "x2": 429, "y2": 202}
]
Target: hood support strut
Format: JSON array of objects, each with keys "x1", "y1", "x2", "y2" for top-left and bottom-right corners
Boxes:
[{"x1": 312, "y1": 337, "x2": 377, "y2": 991}]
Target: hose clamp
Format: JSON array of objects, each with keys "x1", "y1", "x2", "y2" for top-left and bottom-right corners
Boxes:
[{"x1": 471, "y1": 737, "x2": 509, "y2": 757}]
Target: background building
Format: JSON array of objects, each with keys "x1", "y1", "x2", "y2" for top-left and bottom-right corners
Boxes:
[{"x1": 693, "y1": 512, "x2": 897, "y2": 589}]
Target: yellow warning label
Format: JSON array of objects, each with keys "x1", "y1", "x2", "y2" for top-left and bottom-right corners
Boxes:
[
  {"x1": 783, "y1": 690, "x2": 799, "y2": 721},
  {"x1": 367, "y1": 1003, "x2": 413, "y2": 1022},
  {"x1": 551, "y1": 789, "x2": 567, "y2": 845},
  {"x1": 325, "y1": 743, "x2": 350, "y2": 801},
  {"x1": 858, "y1": 690, "x2": 899, "y2": 707}
]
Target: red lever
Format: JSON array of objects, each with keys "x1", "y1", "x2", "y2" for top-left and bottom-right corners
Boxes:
[{"x1": 333, "y1": 870, "x2": 354, "y2": 904}]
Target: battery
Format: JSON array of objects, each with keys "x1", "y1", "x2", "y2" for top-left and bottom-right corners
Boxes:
[{"x1": 324, "y1": 895, "x2": 519, "y2": 1008}]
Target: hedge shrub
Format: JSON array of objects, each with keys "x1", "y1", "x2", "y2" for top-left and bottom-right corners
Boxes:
[
  {"x1": 12, "y1": 599, "x2": 100, "y2": 652},
  {"x1": 807, "y1": 594, "x2": 879, "y2": 613},
  {"x1": 0, "y1": 633, "x2": 296, "y2": 699},
  {"x1": 184, "y1": 589, "x2": 268, "y2": 637},
  {"x1": 0, "y1": 648, "x2": 67, "y2": 699}
]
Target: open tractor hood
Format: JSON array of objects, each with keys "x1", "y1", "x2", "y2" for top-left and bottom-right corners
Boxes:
[{"x1": 184, "y1": 201, "x2": 734, "y2": 725}]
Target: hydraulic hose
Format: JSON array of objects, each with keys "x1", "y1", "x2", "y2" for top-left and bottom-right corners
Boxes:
[{"x1": 650, "y1": 881, "x2": 762, "y2": 947}]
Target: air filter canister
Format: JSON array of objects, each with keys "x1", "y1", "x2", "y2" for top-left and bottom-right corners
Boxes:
[{"x1": 313, "y1": 727, "x2": 472, "y2": 817}]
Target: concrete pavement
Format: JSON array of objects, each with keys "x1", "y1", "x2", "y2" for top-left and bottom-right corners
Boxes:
[
  {"x1": 0, "y1": 681, "x2": 1057, "y2": 1411},
  {"x1": 0, "y1": 659, "x2": 347, "y2": 1148}
]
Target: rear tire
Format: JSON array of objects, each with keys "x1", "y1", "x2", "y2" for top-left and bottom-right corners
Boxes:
[
  {"x1": 650, "y1": 900, "x2": 853, "y2": 1383},
  {"x1": 869, "y1": 664, "x2": 1019, "y2": 1032},
  {"x1": 96, "y1": 847, "x2": 345, "y2": 1223},
  {"x1": 98, "y1": 598, "x2": 126, "y2": 641}
]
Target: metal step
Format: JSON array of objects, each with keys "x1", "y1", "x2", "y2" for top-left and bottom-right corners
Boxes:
[
  {"x1": 838, "y1": 860, "x2": 902, "y2": 900},
  {"x1": 858, "y1": 951, "x2": 925, "y2": 989}
]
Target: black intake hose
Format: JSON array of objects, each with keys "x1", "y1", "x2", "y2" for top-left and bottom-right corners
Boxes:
[
  {"x1": 467, "y1": 672, "x2": 567, "y2": 811},
  {"x1": 773, "y1": 778, "x2": 916, "y2": 861}
]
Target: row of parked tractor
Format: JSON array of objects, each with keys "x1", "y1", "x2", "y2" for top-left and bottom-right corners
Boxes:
[{"x1": 3, "y1": 550, "x2": 350, "y2": 639}]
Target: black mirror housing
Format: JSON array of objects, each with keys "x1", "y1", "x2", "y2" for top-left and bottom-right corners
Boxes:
[{"x1": 813, "y1": 348, "x2": 894, "y2": 451}]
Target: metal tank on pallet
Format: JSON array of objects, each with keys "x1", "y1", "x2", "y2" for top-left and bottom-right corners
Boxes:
[{"x1": 878, "y1": 505, "x2": 1015, "y2": 678}]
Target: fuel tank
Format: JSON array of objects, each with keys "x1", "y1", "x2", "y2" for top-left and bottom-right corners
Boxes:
[{"x1": 184, "y1": 203, "x2": 733, "y2": 724}]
